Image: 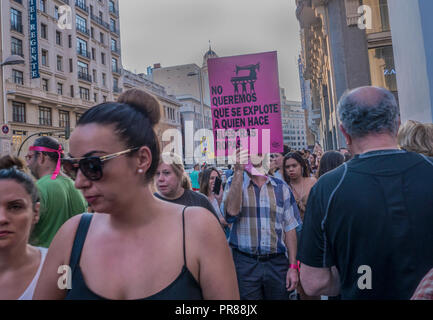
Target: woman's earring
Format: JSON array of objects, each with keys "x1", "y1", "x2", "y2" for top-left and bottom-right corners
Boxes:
[{"x1": 138, "y1": 169, "x2": 144, "y2": 173}]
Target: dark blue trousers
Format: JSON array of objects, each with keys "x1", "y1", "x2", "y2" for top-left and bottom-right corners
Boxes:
[{"x1": 232, "y1": 249, "x2": 292, "y2": 300}]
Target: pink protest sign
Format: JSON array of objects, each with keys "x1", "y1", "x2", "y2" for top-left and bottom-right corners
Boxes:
[{"x1": 207, "y1": 51, "x2": 283, "y2": 157}]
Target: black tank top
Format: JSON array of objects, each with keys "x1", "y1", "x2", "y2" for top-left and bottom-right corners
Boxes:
[{"x1": 65, "y1": 208, "x2": 203, "y2": 300}]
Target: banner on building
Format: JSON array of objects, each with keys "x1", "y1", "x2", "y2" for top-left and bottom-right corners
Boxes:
[
  {"x1": 207, "y1": 51, "x2": 283, "y2": 157},
  {"x1": 29, "y1": 0, "x2": 40, "y2": 79}
]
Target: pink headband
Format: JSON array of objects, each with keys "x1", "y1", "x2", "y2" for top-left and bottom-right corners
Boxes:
[{"x1": 29, "y1": 145, "x2": 63, "y2": 180}]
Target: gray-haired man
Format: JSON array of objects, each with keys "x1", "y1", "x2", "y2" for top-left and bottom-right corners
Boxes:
[{"x1": 298, "y1": 86, "x2": 433, "y2": 299}]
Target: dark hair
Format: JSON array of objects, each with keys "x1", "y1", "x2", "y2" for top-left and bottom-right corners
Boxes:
[
  {"x1": 317, "y1": 151, "x2": 345, "y2": 178},
  {"x1": 33, "y1": 136, "x2": 64, "y2": 163},
  {"x1": 0, "y1": 156, "x2": 39, "y2": 208},
  {"x1": 78, "y1": 88, "x2": 161, "y2": 181},
  {"x1": 338, "y1": 86, "x2": 400, "y2": 138},
  {"x1": 279, "y1": 144, "x2": 291, "y2": 156},
  {"x1": 283, "y1": 152, "x2": 310, "y2": 184},
  {"x1": 227, "y1": 164, "x2": 232, "y2": 170},
  {"x1": 199, "y1": 167, "x2": 220, "y2": 196}
]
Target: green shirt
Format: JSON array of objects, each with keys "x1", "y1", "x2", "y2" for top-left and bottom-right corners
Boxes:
[
  {"x1": 189, "y1": 170, "x2": 200, "y2": 189},
  {"x1": 30, "y1": 175, "x2": 87, "y2": 248}
]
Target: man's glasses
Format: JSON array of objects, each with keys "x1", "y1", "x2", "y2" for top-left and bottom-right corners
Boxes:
[{"x1": 62, "y1": 148, "x2": 139, "y2": 181}]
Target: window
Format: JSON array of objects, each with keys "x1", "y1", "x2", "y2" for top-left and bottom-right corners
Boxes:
[
  {"x1": 11, "y1": 37, "x2": 23, "y2": 57},
  {"x1": 103, "y1": 95, "x2": 107, "y2": 102},
  {"x1": 68, "y1": 35, "x2": 72, "y2": 48},
  {"x1": 368, "y1": 46, "x2": 398, "y2": 95},
  {"x1": 92, "y1": 69, "x2": 97, "y2": 83},
  {"x1": 77, "y1": 61, "x2": 89, "y2": 80},
  {"x1": 77, "y1": 38, "x2": 88, "y2": 57},
  {"x1": 39, "y1": 0, "x2": 46, "y2": 13},
  {"x1": 102, "y1": 73, "x2": 106, "y2": 86},
  {"x1": 57, "y1": 55, "x2": 63, "y2": 71},
  {"x1": 94, "y1": 93, "x2": 98, "y2": 102},
  {"x1": 90, "y1": 27, "x2": 94, "y2": 38},
  {"x1": 76, "y1": 113, "x2": 82, "y2": 125},
  {"x1": 13, "y1": 102, "x2": 26, "y2": 123},
  {"x1": 55, "y1": 6, "x2": 59, "y2": 19},
  {"x1": 69, "y1": 58, "x2": 73, "y2": 72},
  {"x1": 12, "y1": 69, "x2": 24, "y2": 85},
  {"x1": 41, "y1": 23, "x2": 47, "y2": 39},
  {"x1": 92, "y1": 48, "x2": 96, "y2": 60},
  {"x1": 41, "y1": 50, "x2": 48, "y2": 66},
  {"x1": 57, "y1": 83, "x2": 63, "y2": 95},
  {"x1": 110, "y1": 18, "x2": 116, "y2": 32},
  {"x1": 59, "y1": 110, "x2": 70, "y2": 128},
  {"x1": 76, "y1": 15, "x2": 88, "y2": 34},
  {"x1": 10, "y1": 8, "x2": 23, "y2": 33},
  {"x1": 113, "y1": 77, "x2": 119, "y2": 89},
  {"x1": 101, "y1": 52, "x2": 105, "y2": 65},
  {"x1": 39, "y1": 107, "x2": 52, "y2": 126},
  {"x1": 111, "y1": 39, "x2": 117, "y2": 51},
  {"x1": 109, "y1": 1, "x2": 115, "y2": 13},
  {"x1": 56, "y1": 31, "x2": 62, "y2": 46},
  {"x1": 100, "y1": 32, "x2": 104, "y2": 44},
  {"x1": 42, "y1": 79, "x2": 49, "y2": 91},
  {"x1": 112, "y1": 58, "x2": 118, "y2": 72},
  {"x1": 70, "y1": 85, "x2": 74, "y2": 97},
  {"x1": 79, "y1": 87, "x2": 90, "y2": 100}
]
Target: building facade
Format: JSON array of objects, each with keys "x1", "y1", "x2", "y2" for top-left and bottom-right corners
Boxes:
[
  {"x1": 151, "y1": 48, "x2": 216, "y2": 165},
  {"x1": 295, "y1": 0, "x2": 397, "y2": 151},
  {"x1": 280, "y1": 88, "x2": 307, "y2": 150},
  {"x1": 122, "y1": 69, "x2": 182, "y2": 154},
  {"x1": 0, "y1": 0, "x2": 122, "y2": 155}
]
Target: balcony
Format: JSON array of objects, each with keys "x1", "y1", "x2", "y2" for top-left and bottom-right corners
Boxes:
[
  {"x1": 109, "y1": 6, "x2": 119, "y2": 17},
  {"x1": 78, "y1": 72, "x2": 92, "y2": 83},
  {"x1": 75, "y1": 0, "x2": 89, "y2": 14},
  {"x1": 11, "y1": 23, "x2": 23, "y2": 33},
  {"x1": 113, "y1": 87, "x2": 122, "y2": 94},
  {"x1": 111, "y1": 47, "x2": 121, "y2": 56},
  {"x1": 77, "y1": 48, "x2": 91, "y2": 59},
  {"x1": 91, "y1": 14, "x2": 110, "y2": 30},
  {"x1": 60, "y1": 0, "x2": 70, "y2": 4},
  {"x1": 76, "y1": 25, "x2": 90, "y2": 37},
  {"x1": 112, "y1": 67, "x2": 121, "y2": 75}
]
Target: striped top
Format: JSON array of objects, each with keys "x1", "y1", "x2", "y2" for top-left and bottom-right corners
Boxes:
[{"x1": 221, "y1": 172, "x2": 301, "y2": 255}]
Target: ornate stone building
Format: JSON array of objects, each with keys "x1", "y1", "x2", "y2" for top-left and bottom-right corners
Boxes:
[
  {"x1": 0, "y1": 0, "x2": 123, "y2": 156},
  {"x1": 295, "y1": 0, "x2": 397, "y2": 150}
]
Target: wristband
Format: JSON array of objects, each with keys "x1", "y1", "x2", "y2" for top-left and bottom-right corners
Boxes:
[{"x1": 289, "y1": 264, "x2": 299, "y2": 271}]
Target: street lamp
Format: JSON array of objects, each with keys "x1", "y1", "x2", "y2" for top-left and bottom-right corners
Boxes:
[
  {"x1": 187, "y1": 70, "x2": 206, "y2": 130},
  {"x1": 1, "y1": 55, "x2": 25, "y2": 125}
]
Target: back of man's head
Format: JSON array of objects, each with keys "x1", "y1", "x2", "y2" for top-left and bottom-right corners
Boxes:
[
  {"x1": 338, "y1": 86, "x2": 400, "y2": 139},
  {"x1": 33, "y1": 136, "x2": 63, "y2": 164}
]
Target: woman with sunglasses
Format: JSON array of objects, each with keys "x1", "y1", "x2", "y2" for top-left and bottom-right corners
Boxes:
[
  {"x1": 0, "y1": 156, "x2": 47, "y2": 300},
  {"x1": 34, "y1": 89, "x2": 239, "y2": 300}
]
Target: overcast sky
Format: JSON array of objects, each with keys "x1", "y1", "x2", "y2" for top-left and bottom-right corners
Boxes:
[{"x1": 118, "y1": 0, "x2": 302, "y2": 101}]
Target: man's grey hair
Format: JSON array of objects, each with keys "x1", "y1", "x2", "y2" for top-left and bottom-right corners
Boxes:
[{"x1": 337, "y1": 87, "x2": 400, "y2": 138}]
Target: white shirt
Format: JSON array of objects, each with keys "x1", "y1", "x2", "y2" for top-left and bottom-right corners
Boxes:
[{"x1": 18, "y1": 247, "x2": 48, "y2": 300}]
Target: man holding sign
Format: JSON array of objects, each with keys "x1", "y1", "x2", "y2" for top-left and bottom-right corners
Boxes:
[{"x1": 221, "y1": 149, "x2": 301, "y2": 300}]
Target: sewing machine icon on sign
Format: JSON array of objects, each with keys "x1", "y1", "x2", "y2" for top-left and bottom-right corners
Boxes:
[{"x1": 230, "y1": 63, "x2": 260, "y2": 94}]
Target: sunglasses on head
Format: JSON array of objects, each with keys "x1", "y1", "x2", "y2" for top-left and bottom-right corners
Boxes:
[{"x1": 62, "y1": 147, "x2": 140, "y2": 181}]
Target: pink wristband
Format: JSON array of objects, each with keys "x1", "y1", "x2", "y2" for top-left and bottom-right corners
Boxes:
[{"x1": 289, "y1": 264, "x2": 299, "y2": 271}]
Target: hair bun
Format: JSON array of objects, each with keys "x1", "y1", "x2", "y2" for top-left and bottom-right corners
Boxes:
[
  {"x1": 117, "y1": 88, "x2": 161, "y2": 126},
  {"x1": 0, "y1": 155, "x2": 26, "y2": 171}
]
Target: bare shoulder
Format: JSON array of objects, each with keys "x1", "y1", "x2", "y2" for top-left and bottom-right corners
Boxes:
[
  {"x1": 48, "y1": 214, "x2": 87, "y2": 264},
  {"x1": 183, "y1": 207, "x2": 223, "y2": 241}
]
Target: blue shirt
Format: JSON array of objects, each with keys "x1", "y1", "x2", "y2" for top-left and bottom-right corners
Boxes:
[{"x1": 221, "y1": 172, "x2": 301, "y2": 255}]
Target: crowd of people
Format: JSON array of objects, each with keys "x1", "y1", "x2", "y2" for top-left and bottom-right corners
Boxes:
[{"x1": 0, "y1": 86, "x2": 432, "y2": 300}]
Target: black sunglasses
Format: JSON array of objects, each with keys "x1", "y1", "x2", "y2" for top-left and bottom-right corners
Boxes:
[{"x1": 62, "y1": 147, "x2": 139, "y2": 181}]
